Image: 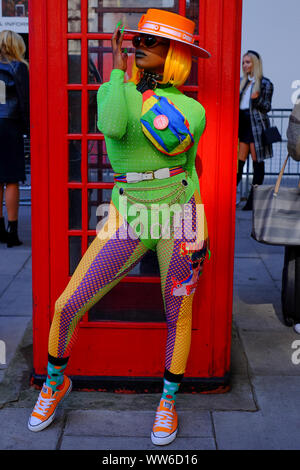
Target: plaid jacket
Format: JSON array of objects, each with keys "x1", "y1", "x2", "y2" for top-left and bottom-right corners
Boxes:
[{"x1": 240, "y1": 76, "x2": 274, "y2": 162}]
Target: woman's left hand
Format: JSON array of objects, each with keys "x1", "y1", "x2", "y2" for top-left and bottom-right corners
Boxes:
[
  {"x1": 251, "y1": 91, "x2": 260, "y2": 99},
  {"x1": 112, "y1": 24, "x2": 128, "y2": 72}
]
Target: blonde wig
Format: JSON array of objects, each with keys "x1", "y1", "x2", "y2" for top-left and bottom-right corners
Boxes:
[
  {"x1": 130, "y1": 40, "x2": 192, "y2": 88},
  {"x1": 240, "y1": 51, "x2": 263, "y2": 95},
  {"x1": 0, "y1": 30, "x2": 28, "y2": 67}
]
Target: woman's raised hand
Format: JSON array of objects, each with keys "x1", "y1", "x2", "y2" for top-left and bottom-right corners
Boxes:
[
  {"x1": 112, "y1": 23, "x2": 128, "y2": 72},
  {"x1": 251, "y1": 91, "x2": 260, "y2": 99}
]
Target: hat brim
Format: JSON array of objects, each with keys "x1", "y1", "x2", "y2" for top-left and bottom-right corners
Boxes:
[{"x1": 123, "y1": 28, "x2": 211, "y2": 59}]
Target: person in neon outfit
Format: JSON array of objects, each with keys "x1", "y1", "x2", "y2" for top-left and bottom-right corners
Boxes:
[{"x1": 28, "y1": 9, "x2": 211, "y2": 446}]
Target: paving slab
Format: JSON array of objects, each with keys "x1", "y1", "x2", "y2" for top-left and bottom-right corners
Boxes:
[
  {"x1": 63, "y1": 409, "x2": 213, "y2": 438},
  {"x1": 0, "y1": 320, "x2": 33, "y2": 405},
  {"x1": 260, "y1": 253, "x2": 284, "y2": 282},
  {"x1": 213, "y1": 375, "x2": 300, "y2": 450},
  {"x1": 213, "y1": 410, "x2": 276, "y2": 450},
  {"x1": 253, "y1": 375, "x2": 300, "y2": 415},
  {"x1": 252, "y1": 241, "x2": 285, "y2": 255},
  {"x1": 234, "y1": 284, "x2": 282, "y2": 310},
  {"x1": 238, "y1": 329, "x2": 300, "y2": 376},
  {"x1": 0, "y1": 408, "x2": 64, "y2": 450},
  {"x1": 0, "y1": 316, "x2": 31, "y2": 374},
  {"x1": 230, "y1": 325, "x2": 249, "y2": 375},
  {"x1": 233, "y1": 300, "x2": 287, "y2": 331},
  {"x1": 235, "y1": 213, "x2": 253, "y2": 239},
  {"x1": 60, "y1": 435, "x2": 216, "y2": 450},
  {"x1": 234, "y1": 238, "x2": 259, "y2": 258},
  {"x1": 60, "y1": 433, "x2": 216, "y2": 450},
  {"x1": 0, "y1": 276, "x2": 32, "y2": 316},
  {"x1": 0, "y1": 249, "x2": 31, "y2": 275},
  {"x1": 233, "y1": 257, "x2": 275, "y2": 287},
  {"x1": 0, "y1": 274, "x2": 14, "y2": 297}
]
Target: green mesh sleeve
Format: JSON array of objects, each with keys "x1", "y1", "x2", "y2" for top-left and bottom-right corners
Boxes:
[{"x1": 97, "y1": 69, "x2": 128, "y2": 140}]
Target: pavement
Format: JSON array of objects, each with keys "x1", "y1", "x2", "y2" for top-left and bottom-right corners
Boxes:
[{"x1": 1, "y1": 202, "x2": 300, "y2": 451}]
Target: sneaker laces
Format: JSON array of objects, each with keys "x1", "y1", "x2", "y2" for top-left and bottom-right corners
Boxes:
[
  {"x1": 33, "y1": 391, "x2": 56, "y2": 417},
  {"x1": 154, "y1": 408, "x2": 174, "y2": 430}
]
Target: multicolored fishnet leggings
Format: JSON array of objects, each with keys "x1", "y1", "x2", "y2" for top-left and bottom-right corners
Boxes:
[{"x1": 48, "y1": 190, "x2": 208, "y2": 378}]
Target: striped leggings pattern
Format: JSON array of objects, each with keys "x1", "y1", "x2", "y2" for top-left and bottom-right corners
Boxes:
[{"x1": 48, "y1": 191, "x2": 208, "y2": 376}]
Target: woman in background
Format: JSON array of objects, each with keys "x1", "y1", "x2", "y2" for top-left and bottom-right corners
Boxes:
[
  {"x1": 237, "y1": 50, "x2": 274, "y2": 210},
  {"x1": 0, "y1": 30, "x2": 29, "y2": 246}
]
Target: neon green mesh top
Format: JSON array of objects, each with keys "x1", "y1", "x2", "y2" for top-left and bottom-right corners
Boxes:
[{"x1": 97, "y1": 69, "x2": 206, "y2": 249}]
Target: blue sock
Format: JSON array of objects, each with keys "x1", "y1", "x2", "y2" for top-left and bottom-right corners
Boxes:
[
  {"x1": 46, "y1": 361, "x2": 67, "y2": 392},
  {"x1": 161, "y1": 378, "x2": 180, "y2": 404}
]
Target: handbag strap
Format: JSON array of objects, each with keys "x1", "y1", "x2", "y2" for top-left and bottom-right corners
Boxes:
[
  {"x1": 274, "y1": 155, "x2": 300, "y2": 195},
  {"x1": 258, "y1": 110, "x2": 267, "y2": 131}
]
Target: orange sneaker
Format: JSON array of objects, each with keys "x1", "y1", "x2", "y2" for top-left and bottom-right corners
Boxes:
[
  {"x1": 151, "y1": 398, "x2": 178, "y2": 445},
  {"x1": 28, "y1": 376, "x2": 72, "y2": 432}
]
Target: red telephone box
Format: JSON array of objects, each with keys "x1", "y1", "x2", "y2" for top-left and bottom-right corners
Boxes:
[{"x1": 30, "y1": 0, "x2": 242, "y2": 392}]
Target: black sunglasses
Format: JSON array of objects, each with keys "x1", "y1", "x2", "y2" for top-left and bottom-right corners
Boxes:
[{"x1": 132, "y1": 35, "x2": 169, "y2": 49}]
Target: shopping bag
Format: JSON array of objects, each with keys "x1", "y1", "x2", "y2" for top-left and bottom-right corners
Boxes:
[{"x1": 252, "y1": 155, "x2": 300, "y2": 245}]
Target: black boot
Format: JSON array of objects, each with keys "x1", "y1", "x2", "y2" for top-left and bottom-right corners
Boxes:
[
  {"x1": 237, "y1": 159, "x2": 246, "y2": 186},
  {"x1": 6, "y1": 220, "x2": 23, "y2": 248},
  {"x1": 242, "y1": 161, "x2": 265, "y2": 211},
  {"x1": 242, "y1": 185, "x2": 253, "y2": 211},
  {"x1": 0, "y1": 216, "x2": 8, "y2": 243},
  {"x1": 252, "y1": 161, "x2": 265, "y2": 186}
]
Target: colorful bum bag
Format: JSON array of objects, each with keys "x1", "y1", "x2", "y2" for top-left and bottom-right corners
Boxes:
[{"x1": 140, "y1": 90, "x2": 194, "y2": 156}]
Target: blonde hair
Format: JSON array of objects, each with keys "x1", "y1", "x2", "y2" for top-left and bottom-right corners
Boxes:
[
  {"x1": 130, "y1": 40, "x2": 192, "y2": 88},
  {"x1": 0, "y1": 30, "x2": 28, "y2": 67},
  {"x1": 240, "y1": 51, "x2": 263, "y2": 95}
]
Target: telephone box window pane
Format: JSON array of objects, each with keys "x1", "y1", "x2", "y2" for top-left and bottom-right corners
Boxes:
[
  {"x1": 102, "y1": 13, "x2": 142, "y2": 33},
  {"x1": 88, "y1": 281, "x2": 165, "y2": 322},
  {"x1": 185, "y1": 58, "x2": 198, "y2": 86},
  {"x1": 88, "y1": 188, "x2": 112, "y2": 230},
  {"x1": 186, "y1": 0, "x2": 200, "y2": 34},
  {"x1": 68, "y1": 40, "x2": 81, "y2": 84},
  {"x1": 88, "y1": 140, "x2": 113, "y2": 183},
  {"x1": 69, "y1": 237, "x2": 82, "y2": 275},
  {"x1": 88, "y1": 90, "x2": 99, "y2": 134},
  {"x1": 88, "y1": 41, "x2": 103, "y2": 84},
  {"x1": 68, "y1": 91, "x2": 81, "y2": 134},
  {"x1": 88, "y1": 40, "x2": 133, "y2": 84},
  {"x1": 185, "y1": 91, "x2": 198, "y2": 101},
  {"x1": 69, "y1": 189, "x2": 82, "y2": 229},
  {"x1": 68, "y1": 0, "x2": 81, "y2": 32},
  {"x1": 69, "y1": 140, "x2": 81, "y2": 182},
  {"x1": 128, "y1": 250, "x2": 160, "y2": 277}
]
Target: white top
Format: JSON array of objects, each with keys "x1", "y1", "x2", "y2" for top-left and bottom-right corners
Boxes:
[{"x1": 240, "y1": 75, "x2": 255, "y2": 110}]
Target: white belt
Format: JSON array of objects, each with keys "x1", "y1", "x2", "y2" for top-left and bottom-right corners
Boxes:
[{"x1": 125, "y1": 167, "x2": 171, "y2": 184}]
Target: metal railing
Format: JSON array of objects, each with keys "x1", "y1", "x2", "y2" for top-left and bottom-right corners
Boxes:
[{"x1": 238, "y1": 108, "x2": 298, "y2": 200}]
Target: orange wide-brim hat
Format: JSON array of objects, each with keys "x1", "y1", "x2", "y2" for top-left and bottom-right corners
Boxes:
[{"x1": 124, "y1": 9, "x2": 211, "y2": 59}]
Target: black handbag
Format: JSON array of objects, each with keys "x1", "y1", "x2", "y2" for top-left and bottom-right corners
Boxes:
[
  {"x1": 262, "y1": 126, "x2": 282, "y2": 145},
  {"x1": 259, "y1": 111, "x2": 282, "y2": 145}
]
